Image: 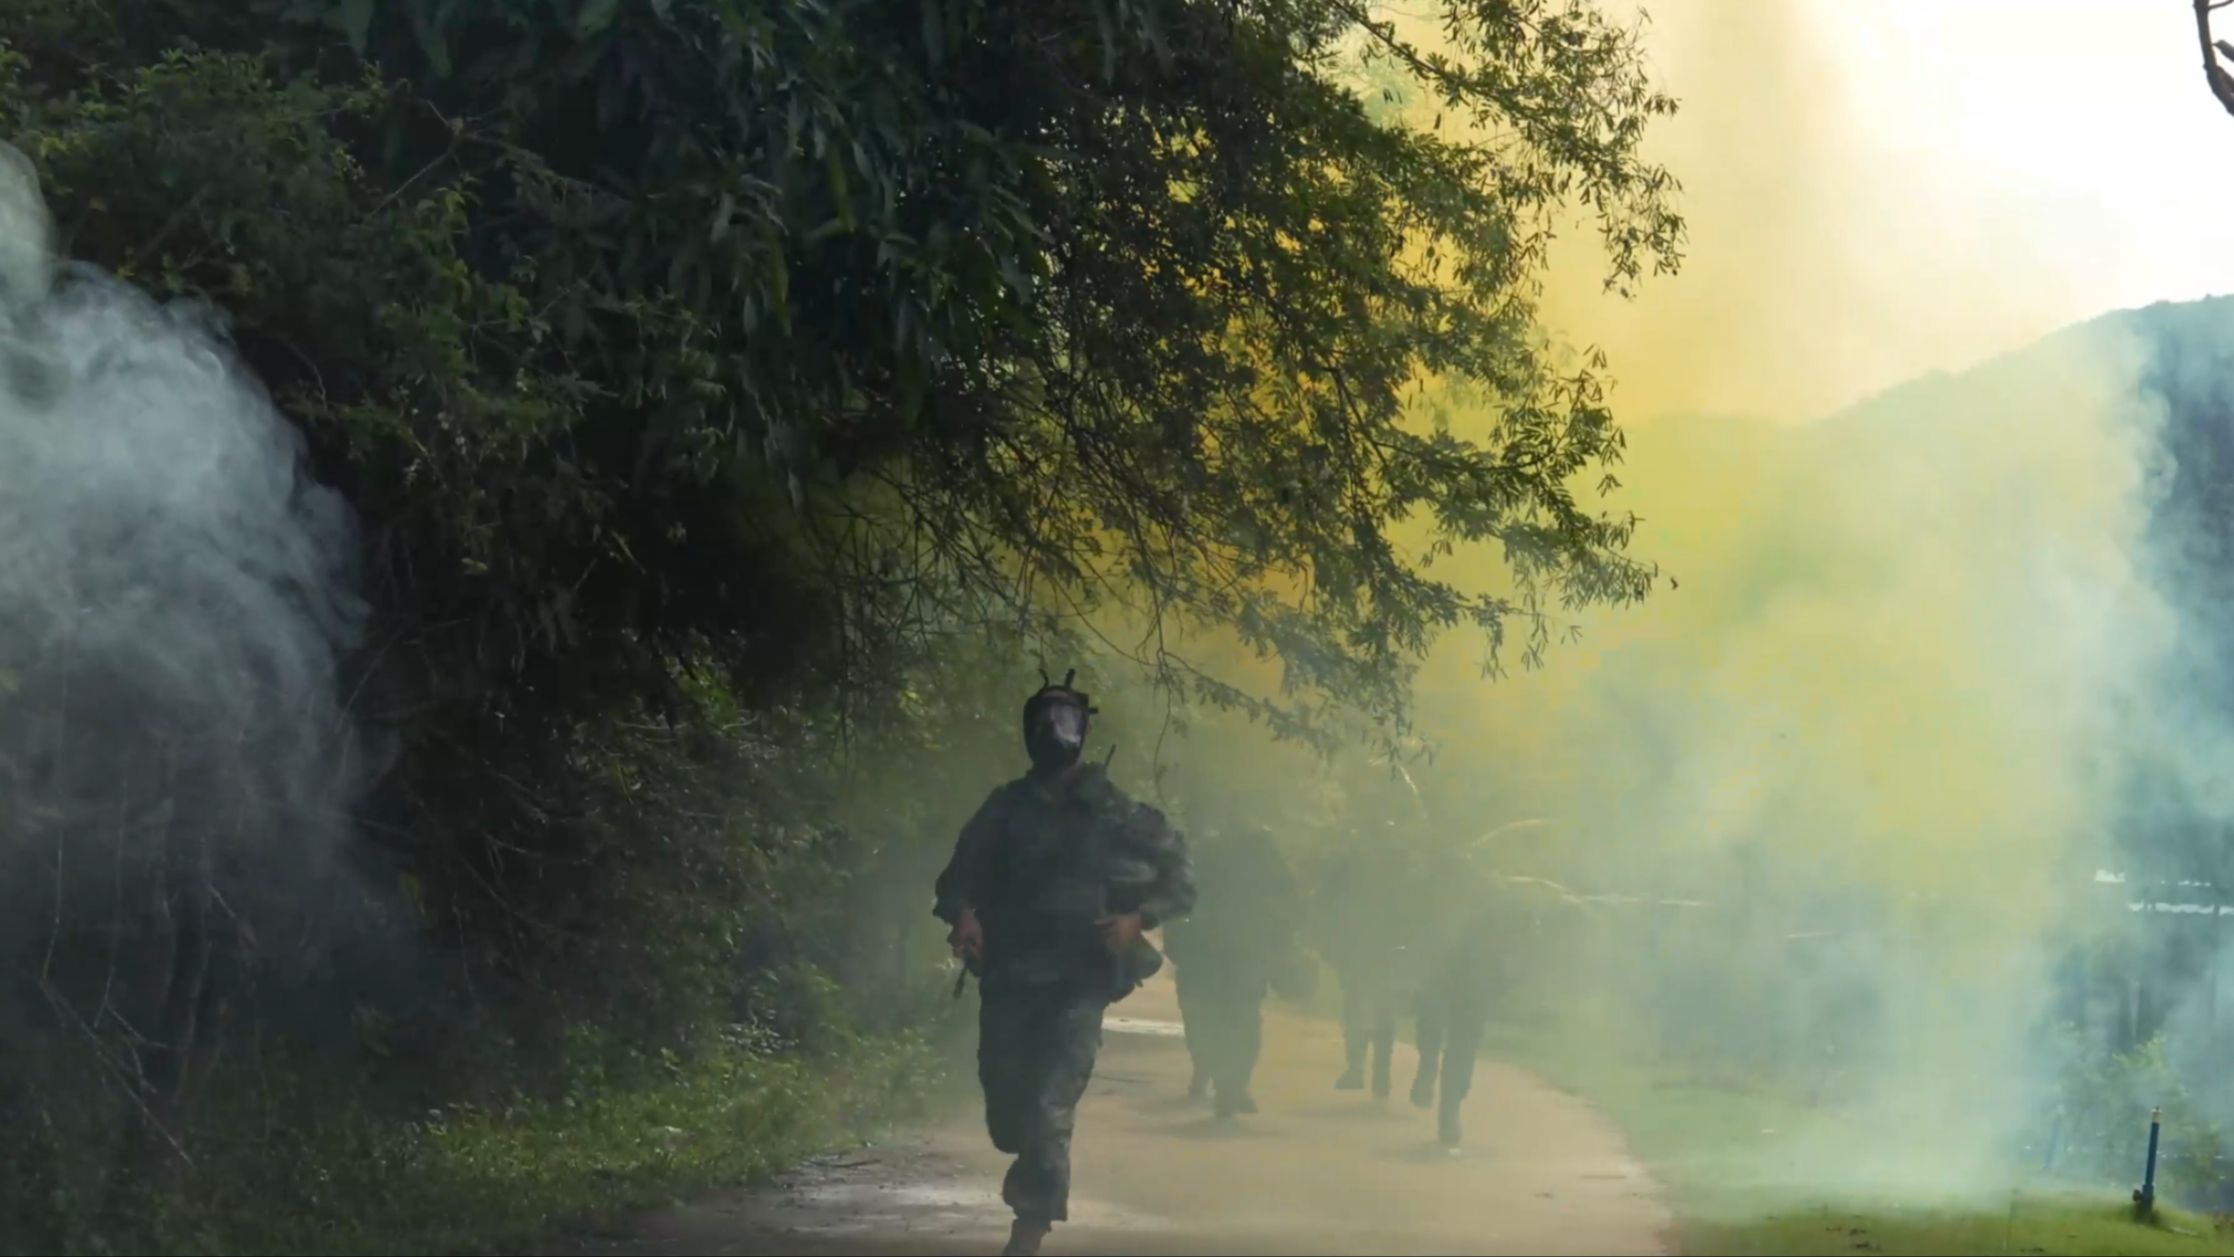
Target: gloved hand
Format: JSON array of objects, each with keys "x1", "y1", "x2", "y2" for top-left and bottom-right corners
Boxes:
[
  {"x1": 1097, "y1": 911, "x2": 1144, "y2": 952},
  {"x1": 950, "y1": 906, "x2": 985, "y2": 962}
]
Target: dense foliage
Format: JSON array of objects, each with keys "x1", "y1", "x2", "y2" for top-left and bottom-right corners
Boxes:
[
  {"x1": 3, "y1": 0, "x2": 1679, "y2": 742},
  {"x1": 0, "y1": 0, "x2": 1680, "y2": 1248}
]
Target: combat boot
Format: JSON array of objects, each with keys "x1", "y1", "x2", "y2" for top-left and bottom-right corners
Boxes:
[
  {"x1": 1409, "y1": 1070, "x2": 1435, "y2": 1110},
  {"x1": 1004, "y1": 1217, "x2": 1051, "y2": 1256}
]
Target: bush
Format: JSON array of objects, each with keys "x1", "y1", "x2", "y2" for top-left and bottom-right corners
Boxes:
[
  {"x1": 0, "y1": 1001, "x2": 961, "y2": 1256},
  {"x1": 2046, "y1": 1034, "x2": 2234, "y2": 1212}
]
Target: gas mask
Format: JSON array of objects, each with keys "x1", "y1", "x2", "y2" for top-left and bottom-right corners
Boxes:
[{"x1": 1021, "y1": 671, "x2": 1095, "y2": 773}]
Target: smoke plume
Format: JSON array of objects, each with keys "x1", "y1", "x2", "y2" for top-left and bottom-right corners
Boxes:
[
  {"x1": 1331, "y1": 0, "x2": 2234, "y2": 1210},
  {"x1": 0, "y1": 140, "x2": 373, "y2": 1069}
]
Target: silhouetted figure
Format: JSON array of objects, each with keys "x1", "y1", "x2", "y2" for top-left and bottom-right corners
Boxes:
[
  {"x1": 1314, "y1": 830, "x2": 1416, "y2": 1100},
  {"x1": 1407, "y1": 849, "x2": 1506, "y2": 1152},
  {"x1": 1167, "y1": 824, "x2": 1303, "y2": 1117}
]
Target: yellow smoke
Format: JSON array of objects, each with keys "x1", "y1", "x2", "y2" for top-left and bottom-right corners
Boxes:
[
  {"x1": 1376, "y1": 0, "x2": 2196, "y2": 1200},
  {"x1": 1532, "y1": 0, "x2": 2226, "y2": 425},
  {"x1": 1094, "y1": 25, "x2": 2202, "y2": 1193}
]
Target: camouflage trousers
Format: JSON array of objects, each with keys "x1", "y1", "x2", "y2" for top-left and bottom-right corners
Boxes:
[
  {"x1": 1411, "y1": 985, "x2": 1486, "y2": 1119},
  {"x1": 978, "y1": 984, "x2": 1108, "y2": 1224},
  {"x1": 1338, "y1": 968, "x2": 1399, "y2": 1096}
]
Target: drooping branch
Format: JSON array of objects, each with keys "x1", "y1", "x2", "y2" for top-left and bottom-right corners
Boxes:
[{"x1": 2194, "y1": 0, "x2": 2234, "y2": 116}]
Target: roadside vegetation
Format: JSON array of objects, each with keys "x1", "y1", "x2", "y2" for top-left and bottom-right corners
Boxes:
[
  {"x1": 1490, "y1": 1021, "x2": 2234, "y2": 1257},
  {"x1": 0, "y1": 1, "x2": 1681, "y2": 1250}
]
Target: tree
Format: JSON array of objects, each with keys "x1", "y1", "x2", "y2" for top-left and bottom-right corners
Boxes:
[
  {"x1": 2, "y1": 0, "x2": 1682, "y2": 756},
  {"x1": 0, "y1": 5, "x2": 1686, "y2": 1231}
]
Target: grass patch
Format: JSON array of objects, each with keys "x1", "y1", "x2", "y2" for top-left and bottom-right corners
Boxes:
[
  {"x1": 1684, "y1": 1200, "x2": 2231, "y2": 1257},
  {"x1": 1480, "y1": 1023, "x2": 2233, "y2": 1257},
  {"x1": 17, "y1": 1021, "x2": 974, "y2": 1256}
]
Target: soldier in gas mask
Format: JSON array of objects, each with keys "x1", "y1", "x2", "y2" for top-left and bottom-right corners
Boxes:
[{"x1": 933, "y1": 672, "x2": 1196, "y2": 1257}]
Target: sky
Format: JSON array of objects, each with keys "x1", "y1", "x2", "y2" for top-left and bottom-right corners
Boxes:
[{"x1": 1540, "y1": 0, "x2": 2234, "y2": 424}]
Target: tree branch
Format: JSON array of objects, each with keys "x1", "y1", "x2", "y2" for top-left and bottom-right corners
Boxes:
[{"x1": 2195, "y1": 0, "x2": 2234, "y2": 117}]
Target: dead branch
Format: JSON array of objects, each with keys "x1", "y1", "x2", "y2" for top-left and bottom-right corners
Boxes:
[{"x1": 2195, "y1": 0, "x2": 2234, "y2": 116}]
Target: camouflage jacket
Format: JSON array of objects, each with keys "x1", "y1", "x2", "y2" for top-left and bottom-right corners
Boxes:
[
  {"x1": 1309, "y1": 846, "x2": 1421, "y2": 977},
  {"x1": 1411, "y1": 860, "x2": 1514, "y2": 1003},
  {"x1": 933, "y1": 764, "x2": 1195, "y2": 997},
  {"x1": 1164, "y1": 839, "x2": 1301, "y2": 985}
]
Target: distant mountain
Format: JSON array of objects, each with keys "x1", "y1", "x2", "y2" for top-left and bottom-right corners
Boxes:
[
  {"x1": 1779, "y1": 296, "x2": 2234, "y2": 887},
  {"x1": 1811, "y1": 296, "x2": 2234, "y2": 438}
]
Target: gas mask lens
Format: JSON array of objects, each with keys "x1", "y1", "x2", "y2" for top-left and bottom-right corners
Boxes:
[
  {"x1": 1022, "y1": 683, "x2": 1092, "y2": 772},
  {"x1": 1035, "y1": 700, "x2": 1085, "y2": 753}
]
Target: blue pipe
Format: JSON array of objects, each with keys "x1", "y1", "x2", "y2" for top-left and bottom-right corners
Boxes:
[{"x1": 2133, "y1": 1106, "x2": 2161, "y2": 1213}]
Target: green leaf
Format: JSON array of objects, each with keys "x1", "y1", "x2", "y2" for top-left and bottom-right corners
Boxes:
[
  {"x1": 339, "y1": 0, "x2": 376, "y2": 51},
  {"x1": 768, "y1": 249, "x2": 790, "y2": 328},
  {"x1": 575, "y1": 0, "x2": 622, "y2": 38},
  {"x1": 1092, "y1": 0, "x2": 1117, "y2": 81},
  {"x1": 410, "y1": 6, "x2": 453, "y2": 75},
  {"x1": 825, "y1": 145, "x2": 854, "y2": 229}
]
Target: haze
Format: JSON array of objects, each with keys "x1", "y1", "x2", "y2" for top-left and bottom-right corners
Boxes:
[{"x1": 1548, "y1": 0, "x2": 2234, "y2": 424}]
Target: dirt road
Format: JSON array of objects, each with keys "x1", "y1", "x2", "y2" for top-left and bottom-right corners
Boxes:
[{"x1": 569, "y1": 974, "x2": 1674, "y2": 1256}]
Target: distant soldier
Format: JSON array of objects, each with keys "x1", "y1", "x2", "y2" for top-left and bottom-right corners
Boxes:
[
  {"x1": 1406, "y1": 847, "x2": 1508, "y2": 1153},
  {"x1": 933, "y1": 672, "x2": 1196, "y2": 1257},
  {"x1": 1314, "y1": 828, "x2": 1415, "y2": 1100},
  {"x1": 1166, "y1": 823, "x2": 1305, "y2": 1117}
]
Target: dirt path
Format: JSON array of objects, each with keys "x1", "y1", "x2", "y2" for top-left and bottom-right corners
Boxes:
[{"x1": 565, "y1": 974, "x2": 1674, "y2": 1256}]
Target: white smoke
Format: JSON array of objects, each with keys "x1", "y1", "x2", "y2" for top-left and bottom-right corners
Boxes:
[
  {"x1": 0, "y1": 140, "x2": 371, "y2": 1033},
  {"x1": 0, "y1": 142, "x2": 51, "y2": 308}
]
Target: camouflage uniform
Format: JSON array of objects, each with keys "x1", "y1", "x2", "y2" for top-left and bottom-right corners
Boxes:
[
  {"x1": 934, "y1": 763, "x2": 1194, "y2": 1229},
  {"x1": 1408, "y1": 854, "x2": 1506, "y2": 1149},
  {"x1": 1316, "y1": 842, "x2": 1414, "y2": 1097},
  {"x1": 1165, "y1": 827, "x2": 1301, "y2": 1114}
]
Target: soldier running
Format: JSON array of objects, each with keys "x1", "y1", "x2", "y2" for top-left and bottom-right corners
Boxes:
[
  {"x1": 1315, "y1": 828, "x2": 1416, "y2": 1100},
  {"x1": 1166, "y1": 822, "x2": 1305, "y2": 1118},
  {"x1": 934, "y1": 672, "x2": 1196, "y2": 1257},
  {"x1": 1407, "y1": 846, "x2": 1509, "y2": 1153}
]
